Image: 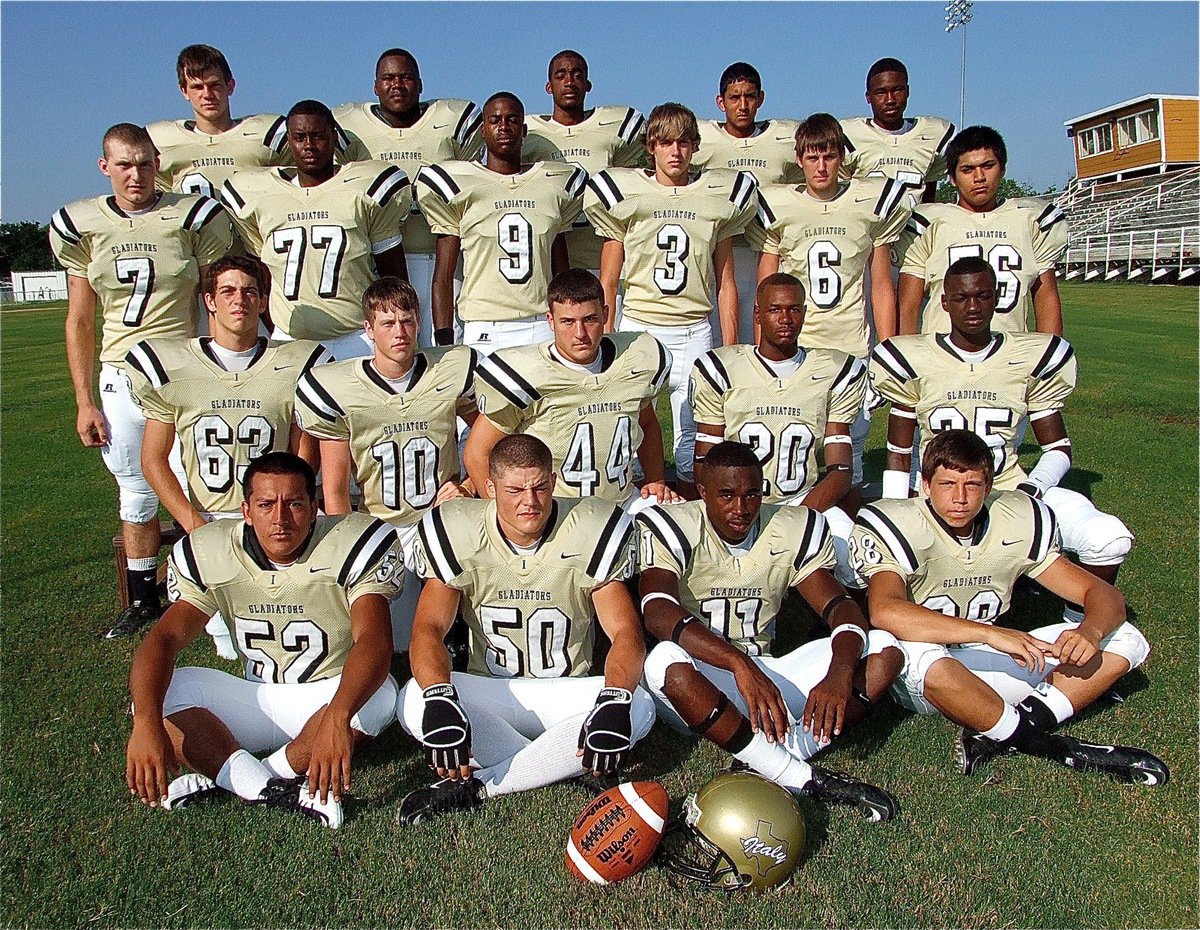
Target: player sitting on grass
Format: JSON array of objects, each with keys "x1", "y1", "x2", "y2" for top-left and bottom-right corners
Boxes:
[
  {"x1": 125, "y1": 452, "x2": 403, "y2": 828},
  {"x1": 639, "y1": 440, "x2": 903, "y2": 821},
  {"x1": 850, "y1": 429, "x2": 1168, "y2": 785}
]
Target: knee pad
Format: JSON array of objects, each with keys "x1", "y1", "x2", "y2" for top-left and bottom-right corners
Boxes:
[
  {"x1": 161, "y1": 666, "x2": 230, "y2": 718},
  {"x1": 629, "y1": 686, "x2": 658, "y2": 742},
  {"x1": 116, "y1": 482, "x2": 160, "y2": 525},
  {"x1": 865, "y1": 629, "x2": 900, "y2": 656},
  {"x1": 1101, "y1": 622, "x2": 1151, "y2": 670},
  {"x1": 1072, "y1": 512, "x2": 1134, "y2": 566},
  {"x1": 642, "y1": 640, "x2": 694, "y2": 696},
  {"x1": 354, "y1": 675, "x2": 399, "y2": 737},
  {"x1": 889, "y1": 641, "x2": 953, "y2": 716},
  {"x1": 395, "y1": 677, "x2": 427, "y2": 737}
]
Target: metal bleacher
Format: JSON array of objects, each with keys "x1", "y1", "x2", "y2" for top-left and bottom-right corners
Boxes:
[{"x1": 1054, "y1": 167, "x2": 1200, "y2": 283}]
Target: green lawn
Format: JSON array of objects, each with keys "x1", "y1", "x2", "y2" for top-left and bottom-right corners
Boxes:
[{"x1": 2, "y1": 284, "x2": 1196, "y2": 927}]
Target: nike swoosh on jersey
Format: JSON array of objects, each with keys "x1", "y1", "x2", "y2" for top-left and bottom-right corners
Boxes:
[
  {"x1": 769, "y1": 549, "x2": 788, "y2": 557},
  {"x1": 629, "y1": 369, "x2": 647, "y2": 376},
  {"x1": 1001, "y1": 539, "x2": 1022, "y2": 546},
  {"x1": 854, "y1": 197, "x2": 873, "y2": 203},
  {"x1": 598, "y1": 120, "x2": 621, "y2": 127},
  {"x1": 560, "y1": 552, "x2": 581, "y2": 559},
  {"x1": 308, "y1": 566, "x2": 331, "y2": 572},
  {"x1": 432, "y1": 124, "x2": 450, "y2": 129},
  {"x1": 273, "y1": 365, "x2": 293, "y2": 371}
]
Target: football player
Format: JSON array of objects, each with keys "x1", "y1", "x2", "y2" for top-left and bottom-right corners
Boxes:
[
  {"x1": 640, "y1": 441, "x2": 902, "y2": 821},
  {"x1": 334, "y1": 48, "x2": 483, "y2": 342},
  {"x1": 585, "y1": 103, "x2": 757, "y2": 496},
  {"x1": 464, "y1": 269, "x2": 676, "y2": 509},
  {"x1": 221, "y1": 100, "x2": 412, "y2": 358},
  {"x1": 51, "y1": 123, "x2": 233, "y2": 638},
  {"x1": 839, "y1": 57, "x2": 955, "y2": 205},
  {"x1": 124, "y1": 452, "x2": 404, "y2": 827},
  {"x1": 416, "y1": 92, "x2": 585, "y2": 354},
  {"x1": 127, "y1": 255, "x2": 331, "y2": 657},
  {"x1": 295, "y1": 276, "x2": 479, "y2": 648},
  {"x1": 395, "y1": 435, "x2": 654, "y2": 824},
  {"x1": 692, "y1": 62, "x2": 802, "y2": 342},
  {"x1": 690, "y1": 274, "x2": 866, "y2": 580},
  {"x1": 522, "y1": 49, "x2": 645, "y2": 274},
  {"x1": 851, "y1": 430, "x2": 1167, "y2": 786},
  {"x1": 870, "y1": 256, "x2": 1133, "y2": 602},
  {"x1": 897, "y1": 125, "x2": 1067, "y2": 336},
  {"x1": 147, "y1": 44, "x2": 290, "y2": 199},
  {"x1": 748, "y1": 113, "x2": 910, "y2": 487}
]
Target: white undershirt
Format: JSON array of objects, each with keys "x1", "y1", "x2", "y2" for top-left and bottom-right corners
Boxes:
[
  {"x1": 871, "y1": 118, "x2": 917, "y2": 136},
  {"x1": 721, "y1": 522, "x2": 759, "y2": 558},
  {"x1": 549, "y1": 345, "x2": 604, "y2": 375},
  {"x1": 371, "y1": 361, "x2": 415, "y2": 393},
  {"x1": 209, "y1": 342, "x2": 260, "y2": 372},
  {"x1": 268, "y1": 560, "x2": 294, "y2": 571},
  {"x1": 944, "y1": 335, "x2": 1000, "y2": 364},
  {"x1": 756, "y1": 347, "x2": 806, "y2": 379}
]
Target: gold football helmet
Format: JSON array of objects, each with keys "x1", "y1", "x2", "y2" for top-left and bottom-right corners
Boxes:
[{"x1": 659, "y1": 772, "x2": 806, "y2": 890}]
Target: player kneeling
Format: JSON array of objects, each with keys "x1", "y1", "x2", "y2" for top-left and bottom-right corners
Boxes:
[
  {"x1": 852, "y1": 430, "x2": 1168, "y2": 785},
  {"x1": 125, "y1": 453, "x2": 404, "y2": 828},
  {"x1": 639, "y1": 441, "x2": 902, "y2": 822},
  {"x1": 396, "y1": 435, "x2": 655, "y2": 824}
]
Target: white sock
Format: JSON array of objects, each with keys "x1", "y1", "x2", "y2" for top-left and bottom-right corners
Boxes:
[
  {"x1": 981, "y1": 704, "x2": 1020, "y2": 742},
  {"x1": 475, "y1": 716, "x2": 583, "y2": 797},
  {"x1": 215, "y1": 749, "x2": 273, "y2": 801},
  {"x1": 1032, "y1": 682, "x2": 1076, "y2": 724},
  {"x1": 127, "y1": 556, "x2": 157, "y2": 572},
  {"x1": 263, "y1": 745, "x2": 298, "y2": 779},
  {"x1": 733, "y1": 731, "x2": 814, "y2": 791}
]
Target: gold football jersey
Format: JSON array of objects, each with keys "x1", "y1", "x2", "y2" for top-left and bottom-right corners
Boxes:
[
  {"x1": 691, "y1": 345, "x2": 866, "y2": 503},
  {"x1": 148, "y1": 114, "x2": 291, "y2": 198},
  {"x1": 638, "y1": 500, "x2": 836, "y2": 656},
  {"x1": 869, "y1": 331, "x2": 1076, "y2": 490},
  {"x1": 334, "y1": 99, "x2": 483, "y2": 254},
  {"x1": 414, "y1": 496, "x2": 637, "y2": 678},
  {"x1": 295, "y1": 347, "x2": 478, "y2": 527},
  {"x1": 523, "y1": 106, "x2": 646, "y2": 269},
  {"x1": 897, "y1": 198, "x2": 1069, "y2": 334},
  {"x1": 839, "y1": 116, "x2": 956, "y2": 197},
  {"x1": 850, "y1": 491, "x2": 1060, "y2": 623},
  {"x1": 169, "y1": 512, "x2": 403, "y2": 682},
  {"x1": 415, "y1": 160, "x2": 586, "y2": 323},
  {"x1": 745, "y1": 177, "x2": 910, "y2": 356},
  {"x1": 221, "y1": 162, "x2": 412, "y2": 341},
  {"x1": 49, "y1": 193, "x2": 233, "y2": 366},
  {"x1": 127, "y1": 337, "x2": 330, "y2": 514},
  {"x1": 473, "y1": 332, "x2": 670, "y2": 501},
  {"x1": 693, "y1": 119, "x2": 804, "y2": 186},
  {"x1": 584, "y1": 167, "x2": 758, "y2": 326}
]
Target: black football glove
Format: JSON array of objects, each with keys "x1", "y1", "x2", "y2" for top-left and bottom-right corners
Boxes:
[
  {"x1": 578, "y1": 687, "x2": 633, "y2": 775},
  {"x1": 421, "y1": 683, "x2": 472, "y2": 773}
]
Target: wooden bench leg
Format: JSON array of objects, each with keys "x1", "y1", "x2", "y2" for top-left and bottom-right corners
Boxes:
[{"x1": 112, "y1": 522, "x2": 187, "y2": 610}]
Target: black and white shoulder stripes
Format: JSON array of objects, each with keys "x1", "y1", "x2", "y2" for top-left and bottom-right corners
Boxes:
[
  {"x1": 792, "y1": 507, "x2": 831, "y2": 571},
  {"x1": 295, "y1": 367, "x2": 347, "y2": 423},
  {"x1": 365, "y1": 165, "x2": 411, "y2": 207},
  {"x1": 416, "y1": 164, "x2": 461, "y2": 204},
  {"x1": 454, "y1": 103, "x2": 483, "y2": 149},
  {"x1": 587, "y1": 170, "x2": 625, "y2": 210},
  {"x1": 871, "y1": 340, "x2": 918, "y2": 383},
  {"x1": 417, "y1": 506, "x2": 463, "y2": 584},
  {"x1": 1030, "y1": 335, "x2": 1074, "y2": 381},
  {"x1": 338, "y1": 517, "x2": 399, "y2": 588},
  {"x1": 474, "y1": 353, "x2": 542, "y2": 411},
  {"x1": 855, "y1": 505, "x2": 920, "y2": 575},
  {"x1": 692, "y1": 350, "x2": 732, "y2": 395},
  {"x1": 636, "y1": 505, "x2": 693, "y2": 572},
  {"x1": 585, "y1": 506, "x2": 635, "y2": 581},
  {"x1": 126, "y1": 340, "x2": 170, "y2": 389},
  {"x1": 50, "y1": 206, "x2": 83, "y2": 245}
]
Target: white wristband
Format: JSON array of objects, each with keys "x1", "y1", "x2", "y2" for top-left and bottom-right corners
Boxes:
[
  {"x1": 640, "y1": 591, "x2": 680, "y2": 611},
  {"x1": 823, "y1": 434, "x2": 852, "y2": 446},
  {"x1": 882, "y1": 469, "x2": 911, "y2": 499},
  {"x1": 1025, "y1": 448, "x2": 1071, "y2": 494},
  {"x1": 831, "y1": 623, "x2": 868, "y2": 651}
]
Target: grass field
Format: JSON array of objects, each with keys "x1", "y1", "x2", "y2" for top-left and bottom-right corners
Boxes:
[{"x1": 2, "y1": 284, "x2": 1196, "y2": 928}]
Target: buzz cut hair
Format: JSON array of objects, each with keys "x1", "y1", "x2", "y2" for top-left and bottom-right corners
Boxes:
[
  {"x1": 242, "y1": 451, "x2": 317, "y2": 502},
  {"x1": 701, "y1": 440, "x2": 764, "y2": 477},
  {"x1": 176, "y1": 44, "x2": 232, "y2": 86},
  {"x1": 921, "y1": 429, "x2": 994, "y2": 485},
  {"x1": 483, "y1": 91, "x2": 523, "y2": 114},
  {"x1": 548, "y1": 49, "x2": 588, "y2": 79},
  {"x1": 946, "y1": 125, "x2": 1007, "y2": 174},
  {"x1": 489, "y1": 434, "x2": 553, "y2": 480},
  {"x1": 719, "y1": 62, "x2": 762, "y2": 95},
  {"x1": 376, "y1": 47, "x2": 419, "y2": 75},
  {"x1": 102, "y1": 123, "x2": 154, "y2": 157},
  {"x1": 547, "y1": 268, "x2": 604, "y2": 311},
  {"x1": 645, "y1": 102, "x2": 700, "y2": 148},
  {"x1": 363, "y1": 276, "x2": 420, "y2": 324},
  {"x1": 867, "y1": 57, "x2": 908, "y2": 86},
  {"x1": 945, "y1": 255, "x2": 996, "y2": 284},
  {"x1": 286, "y1": 99, "x2": 336, "y2": 131},
  {"x1": 756, "y1": 271, "x2": 805, "y2": 303},
  {"x1": 202, "y1": 255, "x2": 269, "y2": 297},
  {"x1": 794, "y1": 112, "x2": 846, "y2": 157}
]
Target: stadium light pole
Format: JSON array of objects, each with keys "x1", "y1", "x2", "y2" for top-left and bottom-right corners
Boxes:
[{"x1": 945, "y1": 0, "x2": 973, "y2": 128}]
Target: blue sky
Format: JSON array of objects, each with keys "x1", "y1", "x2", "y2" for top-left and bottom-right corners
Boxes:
[{"x1": 2, "y1": 1, "x2": 1197, "y2": 222}]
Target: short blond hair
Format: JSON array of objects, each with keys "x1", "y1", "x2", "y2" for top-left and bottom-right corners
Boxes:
[
  {"x1": 645, "y1": 103, "x2": 700, "y2": 149},
  {"x1": 362, "y1": 277, "x2": 420, "y2": 324}
]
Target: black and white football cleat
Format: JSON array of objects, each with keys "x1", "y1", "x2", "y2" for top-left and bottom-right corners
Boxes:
[
  {"x1": 256, "y1": 776, "x2": 343, "y2": 828},
  {"x1": 1053, "y1": 735, "x2": 1170, "y2": 787},
  {"x1": 800, "y1": 765, "x2": 897, "y2": 823},
  {"x1": 105, "y1": 603, "x2": 161, "y2": 639},
  {"x1": 955, "y1": 729, "x2": 1015, "y2": 777},
  {"x1": 398, "y1": 776, "x2": 486, "y2": 826},
  {"x1": 162, "y1": 773, "x2": 228, "y2": 810}
]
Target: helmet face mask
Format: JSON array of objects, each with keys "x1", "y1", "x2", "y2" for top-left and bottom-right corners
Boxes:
[{"x1": 658, "y1": 773, "x2": 805, "y2": 891}]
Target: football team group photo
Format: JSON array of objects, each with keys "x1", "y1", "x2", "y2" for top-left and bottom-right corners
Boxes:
[{"x1": 2, "y1": 2, "x2": 1196, "y2": 926}]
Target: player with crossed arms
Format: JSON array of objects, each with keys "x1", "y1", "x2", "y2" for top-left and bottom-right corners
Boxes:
[
  {"x1": 850, "y1": 429, "x2": 1167, "y2": 786},
  {"x1": 51, "y1": 123, "x2": 233, "y2": 638},
  {"x1": 639, "y1": 441, "x2": 902, "y2": 822},
  {"x1": 395, "y1": 435, "x2": 654, "y2": 824}
]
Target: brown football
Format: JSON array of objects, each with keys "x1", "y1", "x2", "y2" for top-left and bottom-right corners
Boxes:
[{"x1": 565, "y1": 781, "x2": 669, "y2": 884}]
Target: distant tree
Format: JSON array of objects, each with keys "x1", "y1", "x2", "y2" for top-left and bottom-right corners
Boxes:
[
  {"x1": 935, "y1": 177, "x2": 1041, "y2": 203},
  {"x1": 0, "y1": 222, "x2": 59, "y2": 277}
]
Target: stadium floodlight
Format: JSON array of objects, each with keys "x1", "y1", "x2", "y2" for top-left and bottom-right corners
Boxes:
[{"x1": 944, "y1": 0, "x2": 974, "y2": 127}]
